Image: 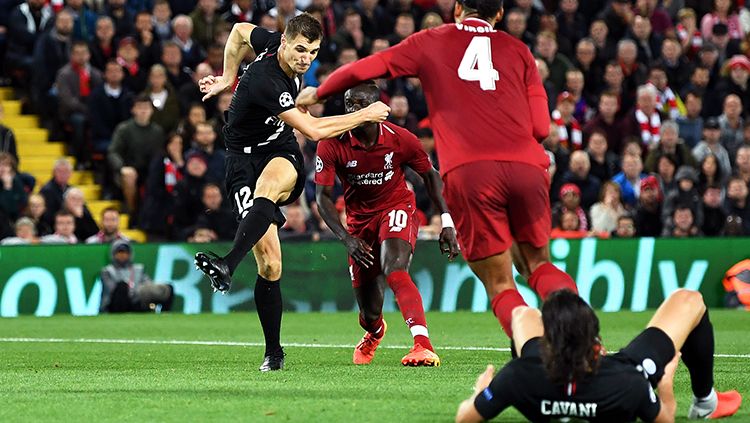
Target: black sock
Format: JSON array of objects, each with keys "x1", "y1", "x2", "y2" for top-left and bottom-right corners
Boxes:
[
  {"x1": 224, "y1": 197, "x2": 277, "y2": 274},
  {"x1": 255, "y1": 275, "x2": 282, "y2": 356},
  {"x1": 681, "y1": 310, "x2": 714, "y2": 398}
]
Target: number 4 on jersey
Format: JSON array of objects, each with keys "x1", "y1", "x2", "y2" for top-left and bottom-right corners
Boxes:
[{"x1": 458, "y1": 36, "x2": 499, "y2": 91}]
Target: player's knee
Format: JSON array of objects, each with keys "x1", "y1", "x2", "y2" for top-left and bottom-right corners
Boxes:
[
  {"x1": 257, "y1": 257, "x2": 282, "y2": 280},
  {"x1": 512, "y1": 306, "x2": 541, "y2": 322},
  {"x1": 383, "y1": 260, "x2": 408, "y2": 276},
  {"x1": 670, "y1": 289, "x2": 705, "y2": 312}
]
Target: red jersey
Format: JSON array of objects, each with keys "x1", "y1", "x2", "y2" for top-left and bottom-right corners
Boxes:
[
  {"x1": 318, "y1": 18, "x2": 550, "y2": 176},
  {"x1": 314, "y1": 122, "x2": 432, "y2": 218}
]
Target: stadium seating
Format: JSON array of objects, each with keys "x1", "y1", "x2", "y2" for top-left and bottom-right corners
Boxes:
[{"x1": 0, "y1": 87, "x2": 146, "y2": 243}]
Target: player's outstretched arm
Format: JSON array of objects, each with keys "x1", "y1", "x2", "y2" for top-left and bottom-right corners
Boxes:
[
  {"x1": 419, "y1": 168, "x2": 459, "y2": 260},
  {"x1": 315, "y1": 185, "x2": 374, "y2": 268},
  {"x1": 295, "y1": 53, "x2": 392, "y2": 107},
  {"x1": 456, "y1": 365, "x2": 495, "y2": 423},
  {"x1": 199, "y1": 22, "x2": 256, "y2": 101},
  {"x1": 278, "y1": 102, "x2": 390, "y2": 142}
]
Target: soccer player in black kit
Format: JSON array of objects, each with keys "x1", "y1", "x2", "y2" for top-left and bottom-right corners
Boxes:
[
  {"x1": 456, "y1": 289, "x2": 742, "y2": 422},
  {"x1": 194, "y1": 14, "x2": 390, "y2": 372}
]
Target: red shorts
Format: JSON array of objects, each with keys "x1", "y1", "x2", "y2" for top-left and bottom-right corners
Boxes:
[
  {"x1": 346, "y1": 203, "x2": 419, "y2": 288},
  {"x1": 442, "y1": 161, "x2": 551, "y2": 262}
]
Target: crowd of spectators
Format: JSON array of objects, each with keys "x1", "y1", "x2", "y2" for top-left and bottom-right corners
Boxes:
[{"x1": 1, "y1": 0, "x2": 750, "y2": 246}]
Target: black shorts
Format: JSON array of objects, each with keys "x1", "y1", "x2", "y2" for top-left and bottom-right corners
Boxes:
[
  {"x1": 224, "y1": 147, "x2": 306, "y2": 225},
  {"x1": 519, "y1": 337, "x2": 543, "y2": 358},
  {"x1": 612, "y1": 327, "x2": 676, "y2": 388}
]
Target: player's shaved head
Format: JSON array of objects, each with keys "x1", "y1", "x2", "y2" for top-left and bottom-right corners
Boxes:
[{"x1": 344, "y1": 82, "x2": 380, "y2": 113}]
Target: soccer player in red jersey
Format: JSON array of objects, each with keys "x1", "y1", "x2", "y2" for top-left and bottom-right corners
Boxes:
[
  {"x1": 315, "y1": 83, "x2": 460, "y2": 366},
  {"x1": 297, "y1": 0, "x2": 579, "y2": 340}
]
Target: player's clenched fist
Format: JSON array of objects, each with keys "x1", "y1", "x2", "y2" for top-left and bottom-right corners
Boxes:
[
  {"x1": 363, "y1": 101, "x2": 390, "y2": 123},
  {"x1": 295, "y1": 86, "x2": 320, "y2": 107},
  {"x1": 199, "y1": 75, "x2": 231, "y2": 101}
]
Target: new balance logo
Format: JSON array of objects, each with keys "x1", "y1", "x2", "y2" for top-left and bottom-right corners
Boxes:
[{"x1": 346, "y1": 160, "x2": 358, "y2": 168}]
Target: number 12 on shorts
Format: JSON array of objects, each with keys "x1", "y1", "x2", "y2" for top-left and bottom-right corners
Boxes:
[
  {"x1": 234, "y1": 186, "x2": 253, "y2": 218},
  {"x1": 458, "y1": 36, "x2": 499, "y2": 91},
  {"x1": 388, "y1": 209, "x2": 408, "y2": 232}
]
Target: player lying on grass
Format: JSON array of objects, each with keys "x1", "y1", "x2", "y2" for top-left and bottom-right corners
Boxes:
[
  {"x1": 315, "y1": 82, "x2": 460, "y2": 366},
  {"x1": 456, "y1": 289, "x2": 742, "y2": 422}
]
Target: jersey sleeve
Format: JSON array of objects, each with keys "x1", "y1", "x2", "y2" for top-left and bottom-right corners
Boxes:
[
  {"x1": 379, "y1": 32, "x2": 424, "y2": 78},
  {"x1": 250, "y1": 27, "x2": 275, "y2": 54},
  {"x1": 634, "y1": 380, "x2": 662, "y2": 422},
  {"x1": 473, "y1": 365, "x2": 515, "y2": 420},
  {"x1": 400, "y1": 129, "x2": 432, "y2": 173},
  {"x1": 253, "y1": 75, "x2": 296, "y2": 116},
  {"x1": 314, "y1": 141, "x2": 338, "y2": 186},
  {"x1": 523, "y1": 46, "x2": 543, "y2": 89}
]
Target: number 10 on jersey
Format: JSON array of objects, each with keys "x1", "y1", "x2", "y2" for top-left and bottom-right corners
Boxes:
[{"x1": 458, "y1": 36, "x2": 499, "y2": 91}]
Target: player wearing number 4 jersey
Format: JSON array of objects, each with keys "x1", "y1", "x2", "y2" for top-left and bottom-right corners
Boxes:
[
  {"x1": 296, "y1": 0, "x2": 578, "y2": 341},
  {"x1": 193, "y1": 14, "x2": 390, "y2": 372},
  {"x1": 315, "y1": 83, "x2": 460, "y2": 366}
]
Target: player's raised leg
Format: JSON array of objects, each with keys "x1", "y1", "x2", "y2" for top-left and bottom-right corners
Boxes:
[
  {"x1": 352, "y1": 273, "x2": 387, "y2": 365},
  {"x1": 505, "y1": 161, "x2": 578, "y2": 300},
  {"x1": 381, "y1": 238, "x2": 439, "y2": 366},
  {"x1": 196, "y1": 157, "x2": 297, "y2": 292},
  {"x1": 646, "y1": 289, "x2": 742, "y2": 419},
  {"x1": 252, "y1": 225, "x2": 285, "y2": 371}
]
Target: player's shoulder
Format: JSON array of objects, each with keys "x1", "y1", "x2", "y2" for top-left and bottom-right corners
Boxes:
[
  {"x1": 318, "y1": 134, "x2": 349, "y2": 153},
  {"x1": 382, "y1": 122, "x2": 418, "y2": 141}
]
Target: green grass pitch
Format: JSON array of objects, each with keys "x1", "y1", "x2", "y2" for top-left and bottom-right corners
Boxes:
[{"x1": 1, "y1": 310, "x2": 748, "y2": 422}]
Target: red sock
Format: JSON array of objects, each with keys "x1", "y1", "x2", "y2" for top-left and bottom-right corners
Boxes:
[
  {"x1": 528, "y1": 262, "x2": 578, "y2": 300},
  {"x1": 386, "y1": 270, "x2": 434, "y2": 351},
  {"x1": 359, "y1": 313, "x2": 385, "y2": 339},
  {"x1": 491, "y1": 289, "x2": 527, "y2": 338}
]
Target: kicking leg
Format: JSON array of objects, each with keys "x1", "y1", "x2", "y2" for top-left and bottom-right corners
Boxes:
[
  {"x1": 224, "y1": 158, "x2": 297, "y2": 273},
  {"x1": 253, "y1": 226, "x2": 285, "y2": 372},
  {"x1": 468, "y1": 250, "x2": 526, "y2": 338},
  {"x1": 195, "y1": 158, "x2": 296, "y2": 292},
  {"x1": 513, "y1": 242, "x2": 577, "y2": 300},
  {"x1": 648, "y1": 289, "x2": 741, "y2": 419}
]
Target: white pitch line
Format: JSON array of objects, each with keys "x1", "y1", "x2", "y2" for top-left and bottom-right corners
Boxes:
[
  {"x1": 1, "y1": 338, "x2": 749, "y2": 359},
  {"x1": 0, "y1": 337, "x2": 508, "y2": 352}
]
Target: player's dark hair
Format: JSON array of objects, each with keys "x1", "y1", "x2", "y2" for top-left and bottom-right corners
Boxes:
[
  {"x1": 540, "y1": 290, "x2": 601, "y2": 385},
  {"x1": 284, "y1": 13, "x2": 323, "y2": 43},
  {"x1": 345, "y1": 82, "x2": 380, "y2": 106},
  {"x1": 459, "y1": 0, "x2": 503, "y2": 21}
]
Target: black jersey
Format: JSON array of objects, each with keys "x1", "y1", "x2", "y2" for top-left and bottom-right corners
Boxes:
[
  {"x1": 474, "y1": 337, "x2": 665, "y2": 423},
  {"x1": 223, "y1": 28, "x2": 301, "y2": 155}
]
